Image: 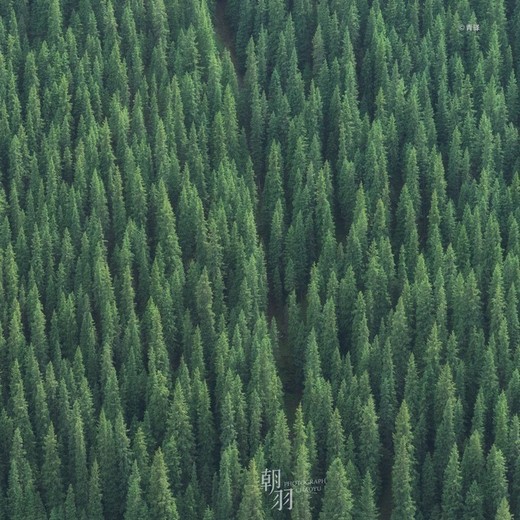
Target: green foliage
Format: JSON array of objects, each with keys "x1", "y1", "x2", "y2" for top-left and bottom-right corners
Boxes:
[
  {"x1": 319, "y1": 458, "x2": 353, "y2": 520},
  {"x1": 391, "y1": 402, "x2": 416, "y2": 519},
  {"x1": 148, "y1": 450, "x2": 179, "y2": 520},
  {"x1": 0, "y1": 0, "x2": 518, "y2": 517},
  {"x1": 238, "y1": 460, "x2": 265, "y2": 520}
]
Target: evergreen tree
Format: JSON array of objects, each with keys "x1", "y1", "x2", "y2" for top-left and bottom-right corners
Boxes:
[
  {"x1": 238, "y1": 460, "x2": 265, "y2": 520},
  {"x1": 148, "y1": 449, "x2": 179, "y2": 520},
  {"x1": 291, "y1": 435, "x2": 312, "y2": 520},
  {"x1": 125, "y1": 462, "x2": 148, "y2": 520},
  {"x1": 391, "y1": 402, "x2": 416, "y2": 519},
  {"x1": 495, "y1": 498, "x2": 513, "y2": 520},
  {"x1": 442, "y1": 445, "x2": 462, "y2": 520},
  {"x1": 41, "y1": 423, "x2": 63, "y2": 512},
  {"x1": 319, "y1": 458, "x2": 353, "y2": 520},
  {"x1": 356, "y1": 472, "x2": 378, "y2": 520}
]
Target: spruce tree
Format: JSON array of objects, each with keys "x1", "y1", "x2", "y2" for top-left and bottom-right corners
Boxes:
[
  {"x1": 148, "y1": 449, "x2": 179, "y2": 520},
  {"x1": 319, "y1": 458, "x2": 353, "y2": 520}
]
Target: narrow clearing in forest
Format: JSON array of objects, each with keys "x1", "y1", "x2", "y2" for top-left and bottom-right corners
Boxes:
[
  {"x1": 213, "y1": 1, "x2": 301, "y2": 425},
  {"x1": 269, "y1": 299, "x2": 303, "y2": 428},
  {"x1": 214, "y1": 0, "x2": 241, "y2": 81}
]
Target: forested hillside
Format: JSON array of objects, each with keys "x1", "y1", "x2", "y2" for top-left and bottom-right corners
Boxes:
[{"x1": 0, "y1": 0, "x2": 520, "y2": 518}]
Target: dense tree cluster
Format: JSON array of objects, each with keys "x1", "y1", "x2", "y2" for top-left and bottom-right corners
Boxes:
[{"x1": 0, "y1": 0, "x2": 519, "y2": 518}]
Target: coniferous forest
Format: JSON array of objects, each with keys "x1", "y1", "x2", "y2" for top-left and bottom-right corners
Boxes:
[{"x1": 1, "y1": 0, "x2": 520, "y2": 518}]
